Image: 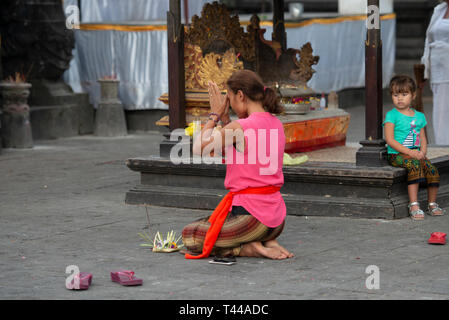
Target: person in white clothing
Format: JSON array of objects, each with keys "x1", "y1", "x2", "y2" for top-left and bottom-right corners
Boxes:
[{"x1": 421, "y1": 0, "x2": 449, "y2": 145}]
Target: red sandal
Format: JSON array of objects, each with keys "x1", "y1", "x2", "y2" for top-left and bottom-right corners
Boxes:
[
  {"x1": 110, "y1": 270, "x2": 143, "y2": 286},
  {"x1": 428, "y1": 232, "x2": 447, "y2": 245},
  {"x1": 67, "y1": 272, "x2": 92, "y2": 290}
]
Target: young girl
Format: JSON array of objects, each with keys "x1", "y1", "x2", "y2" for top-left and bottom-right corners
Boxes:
[
  {"x1": 182, "y1": 70, "x2": 293, "y2": 260},
  {"x1": 384, "y1": 75, "x2": 444, "y2": 221}
]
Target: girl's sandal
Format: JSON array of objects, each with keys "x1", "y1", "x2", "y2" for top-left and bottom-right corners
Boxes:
[
  {"x1": 428, "y1": 202, "x2": 445, "y2": 216},
  {"x1": 408, "y1": 202, "x2": 425, "y2": 221}
]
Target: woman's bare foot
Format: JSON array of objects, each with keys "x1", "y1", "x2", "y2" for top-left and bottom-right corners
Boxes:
[
  {"x1": 263, "y1": 240, "x2": 294, "y2": 258},
  {"x1": 239, "y1": 241, "x2": 289, "y2": 260}
]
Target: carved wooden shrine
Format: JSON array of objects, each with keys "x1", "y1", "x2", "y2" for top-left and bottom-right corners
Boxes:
[{"x1": 159, "y1": 1, "x2": 350, "y2": 153}]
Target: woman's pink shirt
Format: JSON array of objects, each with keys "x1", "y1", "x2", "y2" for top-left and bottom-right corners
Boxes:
[{"x1": 224, "y1": 112, "x2": 286, "y2": 228}]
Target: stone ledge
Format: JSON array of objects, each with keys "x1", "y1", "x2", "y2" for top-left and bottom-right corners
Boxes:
[
  {"x1": 125, "y1": 155, "x2": 449, "y2": 219},
  {"x1": 127, "y1": 156, "x2": 406, "y2": 182}
]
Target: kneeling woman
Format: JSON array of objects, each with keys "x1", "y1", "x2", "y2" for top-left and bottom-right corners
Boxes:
[{"x1": 182, "y1": 70, "x2": 293, "y2": 260}]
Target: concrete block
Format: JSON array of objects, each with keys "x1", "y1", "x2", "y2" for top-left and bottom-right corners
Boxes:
[
  {"x1": 1, "y1": 112, "x2": 33, "y2": 148},
  {"x1": 94, "y1": 103, "x2": 128, "y2": 137},
  {"x1": 31, "y1": 105, "x2": 79, "y2": 140},
  {"x1": 125, "y1": 109, "x2": 169, "y2": 133}
]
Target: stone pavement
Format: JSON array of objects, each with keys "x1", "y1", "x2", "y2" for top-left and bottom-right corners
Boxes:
[{"x1": 1, "y1": 126, "x2": 449, "y2": 300}]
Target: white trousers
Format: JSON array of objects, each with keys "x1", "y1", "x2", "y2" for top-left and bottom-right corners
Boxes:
[{"x1": 431, "y1": 82, "x2": 449, "y2": 145}]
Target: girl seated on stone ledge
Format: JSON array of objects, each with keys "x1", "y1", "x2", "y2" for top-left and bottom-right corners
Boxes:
[{"x1": 384, "y1": 75, "x2": 444, "y2": 221}]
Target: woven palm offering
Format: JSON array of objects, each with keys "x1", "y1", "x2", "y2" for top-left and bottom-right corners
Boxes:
[{"x1": 138, "y1": 231, "x2": 184, "y2": 253}]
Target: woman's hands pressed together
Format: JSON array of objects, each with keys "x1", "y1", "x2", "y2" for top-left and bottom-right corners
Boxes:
[{"x1": 208, "y1": 81, "x2": 230, "y2": 122}]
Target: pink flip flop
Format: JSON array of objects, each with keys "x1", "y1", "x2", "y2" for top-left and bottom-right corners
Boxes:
[
  {"x1": 110, "y1": 270, "x2": 143, "y2": 286},
  {"x1": 67, "y1": 272, "x2": 93, "y2": 290}
]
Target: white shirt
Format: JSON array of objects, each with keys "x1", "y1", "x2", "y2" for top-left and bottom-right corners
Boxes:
[{"x1": 422, "y1": 2, "x2": 449, "y2": 84}]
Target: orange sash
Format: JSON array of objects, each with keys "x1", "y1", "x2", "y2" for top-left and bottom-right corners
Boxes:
[{"x1": 185, "y1": 186, "x2": 281, "y2": 259}]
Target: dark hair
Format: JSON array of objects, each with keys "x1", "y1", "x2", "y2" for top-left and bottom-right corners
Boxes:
[
  {"x1": 226, "y1": 70, "x2": 284, "y2": 114},
  {"x1": 389, "y1": 75, "x2": 417, "y2": 94}
]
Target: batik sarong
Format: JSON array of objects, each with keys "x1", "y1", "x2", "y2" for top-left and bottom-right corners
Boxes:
[
  {"x1": 388, "y1": 153, "x2": 440, "y2": 186},
  {"x1": 182, "y1": 206, "x2": 285, "y2": 257}
]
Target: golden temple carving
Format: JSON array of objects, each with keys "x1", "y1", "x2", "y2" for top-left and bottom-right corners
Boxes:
[
  {"x1": 184, "y1": 43, "x2": 204, "y2": 90},
  {"x1": 291, "y1": 43, "x2": 320, "y2": 85},
  {"x1": 185, "y1": 2, "x2": 256, "y2": 62},
  {"x1": 185, "y1": 43, "x2": 244, "y2": 90}
]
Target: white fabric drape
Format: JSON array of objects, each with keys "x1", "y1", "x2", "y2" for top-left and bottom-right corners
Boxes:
[
  {"x1": 63, "y1": 0, "x2": 208, "y2": 23},
  {"x1": 62, "y1": 0, "x2": 210, "y2": 110},
  {"x1": 67, "y1": 29, "x2": 169, "y2": 110}
]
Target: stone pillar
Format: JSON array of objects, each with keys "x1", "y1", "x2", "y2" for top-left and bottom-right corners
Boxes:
[
  {"x1": 0, "y1": 82, "x2": 33, "y2": 149},
  {"x1": 94, "y1": 79, "x2": 127, "y2": 137},
  {"x1": 356, "y1": 0, "x2": 388, "y2": 167}
]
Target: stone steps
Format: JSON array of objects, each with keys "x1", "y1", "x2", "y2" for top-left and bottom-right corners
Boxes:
[
  {"x1": 396, "y1": 47, "x2": 424, "y2": 60},
  {"x1": 396, "y1": 37, "x2": 425, "y2": 49}
]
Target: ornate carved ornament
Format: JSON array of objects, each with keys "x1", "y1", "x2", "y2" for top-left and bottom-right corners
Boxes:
[
  {"x1": 184, "y1": 43, "x2": 243, "y2": 90},
  {"x1": 185, "y1": 1, "x2": 255, "y2": 62},
  {"x1": 290, "y1": 42, "x2": 320, "y2": 85},
  {"x1": 0, "y1": 83, "x2": 32, "y2": 114}
]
